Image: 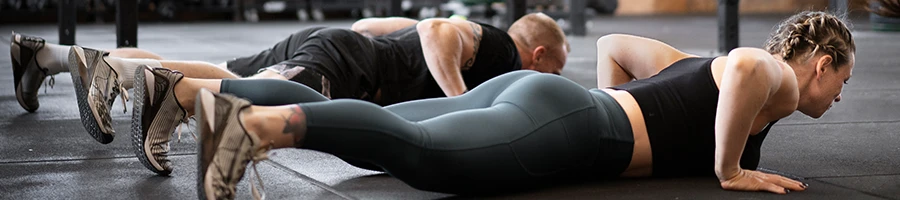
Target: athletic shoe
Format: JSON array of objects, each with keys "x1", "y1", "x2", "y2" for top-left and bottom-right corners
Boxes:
[
  {"x1": 131, "y1": 65, "x2": 188, "y2": 175},
  {"x1": 196, "y1": 89, "x2": 269, "y2": 200},
  {"x1": 11, "y1": 32, "x2": 51, "y2": 112},
  {"x1": 68, "y1": 46, "x2": 127, "y2": 144}
]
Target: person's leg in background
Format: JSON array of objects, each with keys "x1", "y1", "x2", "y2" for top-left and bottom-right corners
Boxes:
[
  {"x1": 65, "y1": 45, "x2": 244, "y2": 144},
  {"x1": 11, "y1": 32, "x2": 241, "y2": 113},
  {"x1": 66, "y1": 27, "x2": 332, "y2": 142},
  {"x1": 107, "y1": 48, "x2": 165, "y2": 60},
  {"x1": 12, "y1": 32, "x2": 163, "y2": 112},
  {"x1": 11, "y1": 26, "x2": 331, "y2": 113},
  {"x1": 65, "y1": 25, "x2": 333, "y2": 172},
  {"x1": 20, "y1": 27, "x2": 331, "y2": 142},
  {"x1": 15, "y1": 27, "x2": 356, "y2": 174},
  {"x1": 219, "y1": 27, "x2": 327, "y2": 79}
]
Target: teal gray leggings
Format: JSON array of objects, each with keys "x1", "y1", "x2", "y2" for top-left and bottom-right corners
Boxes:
[{"x1": 220, "y1": 70, "x2": 634, "y2": 194}]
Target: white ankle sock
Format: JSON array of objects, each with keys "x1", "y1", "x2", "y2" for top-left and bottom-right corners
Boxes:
[
  {"x1": 103, "y1": 57, "x2": 163, "y2": 89},
  {"x1": 34, "y1": 43, "x2": 71, "y2": 75}
]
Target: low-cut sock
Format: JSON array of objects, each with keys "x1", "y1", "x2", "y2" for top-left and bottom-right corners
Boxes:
[{"x1": 103, "y1": 57, "x2": 163, "y2": 89}]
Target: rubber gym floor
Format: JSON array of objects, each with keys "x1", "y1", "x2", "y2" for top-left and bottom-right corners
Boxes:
[{"x1": 1, "y1": 14, "x2": 898, "y2": 199}]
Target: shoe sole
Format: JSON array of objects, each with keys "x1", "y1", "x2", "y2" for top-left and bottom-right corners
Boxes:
[
  {"x1": 131, "y1": 66, "x2": 172, "y2": 175},
  {"x1": 68, "y1": 46, "x2": 114, "y2": 144},
  {"x1": 196, "y1": 89, "x2": 218, "y2": 200},
  {"x1": 15, "y1": 82, "x2": 34, "y2": 113}
]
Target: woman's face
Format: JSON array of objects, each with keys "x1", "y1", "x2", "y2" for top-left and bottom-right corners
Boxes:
[{"x1": 801, "y1": 53, "x2": 855, "y2": 118}]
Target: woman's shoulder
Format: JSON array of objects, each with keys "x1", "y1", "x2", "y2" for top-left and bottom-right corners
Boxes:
[{"x1": 712, "y1": 54, "x2": 799, "y2": 120}]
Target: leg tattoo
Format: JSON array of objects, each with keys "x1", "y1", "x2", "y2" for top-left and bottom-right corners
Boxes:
[{"x1": 281, "y1": 105, "x2": 307, "y2": 146}]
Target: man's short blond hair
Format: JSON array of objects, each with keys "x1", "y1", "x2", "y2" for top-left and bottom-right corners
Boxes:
[{"x1": 507, "y1": 13, "x2": 570, "y2": 53}]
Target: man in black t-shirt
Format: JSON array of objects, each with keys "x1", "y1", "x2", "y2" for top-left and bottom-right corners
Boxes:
[{"x1": 225, "y1": 13, "x2": 569, "y2": 105}]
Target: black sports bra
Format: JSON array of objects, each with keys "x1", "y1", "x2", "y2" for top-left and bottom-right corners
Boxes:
[{"x1": 611, "y1": 57, "x2": 776, "y2": 177}]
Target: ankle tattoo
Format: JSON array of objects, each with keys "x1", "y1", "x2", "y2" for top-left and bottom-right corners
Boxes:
[{"x1": 282, "y1": 106, "x2": 307, "y2": 146}]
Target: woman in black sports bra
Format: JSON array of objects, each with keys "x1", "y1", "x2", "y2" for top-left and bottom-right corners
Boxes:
[
  {"x1": 598, "y1": 11, "x2": 854, "y2": 193},
  {"x1": 192, "y1": 11, "x2": 855, "y2": 199}
]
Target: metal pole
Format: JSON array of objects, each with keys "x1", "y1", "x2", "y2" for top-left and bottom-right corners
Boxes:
[
  {"x1": 388, "y1": 0, "x2": 402, "y2": 16},
  {"x1": 507, "y1": 0, "x2": 526, "y2": 30},
  {"x1": 570, "y1": 0, "x2": 586, "y2": 36},
  {"x1": 58, "y1": 0, "x2": 77, "y2": 45},
  {"x1": 718, "y1": 0, "x2": 739, "y2": 54},
  {"x1": 117, "y1": 0, "x2": 138, "y2": 47}
]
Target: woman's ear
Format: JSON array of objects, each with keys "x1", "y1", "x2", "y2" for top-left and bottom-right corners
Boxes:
[{"x1": 815, "y1": 54, "x2": 834, "y2": 79}]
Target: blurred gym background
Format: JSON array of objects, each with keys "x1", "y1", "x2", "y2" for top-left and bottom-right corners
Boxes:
[{"x1": 1, "y1": 0, "x2": 891, "y2": 35}]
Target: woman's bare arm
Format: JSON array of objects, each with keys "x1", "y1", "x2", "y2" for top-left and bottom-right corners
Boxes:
[{"x1": 714, "y1": 48, "x2": 805, "y2": 194}]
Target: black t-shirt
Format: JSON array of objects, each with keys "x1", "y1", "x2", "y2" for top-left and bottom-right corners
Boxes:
[{"x1": 373, "y1": 22, "x2": 522, "y2": 105}]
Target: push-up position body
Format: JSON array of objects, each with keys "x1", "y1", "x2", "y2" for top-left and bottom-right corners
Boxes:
[{"x1": 185, "y1": 11, "x2": 853, "y2": 199}]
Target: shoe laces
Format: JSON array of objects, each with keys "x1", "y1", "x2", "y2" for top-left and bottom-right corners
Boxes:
[
  {"x1": 114, "y1": 79, "x2": 130, "y2": 113},
  {"x1": 212, "y1": 146, "x2": 270, "y2": 200},
  {"x1": 174, "y1": 116, "x2": 196, "y2": 143},
  {"x1": 248, "y1": 160, "x2": 267, "y2": 200},
  {"x1": 36, "y1": 59, "x2": 54, "y2": 94},
  {"x1": 42, "y1": 75, "x2": 55, "y2": 94},
  {"x1": 247, "y1": 143, "x2": 272, "y2": 200},
  {"x1": 19, "y1": 34, "x2": 44, "y2": 44}
]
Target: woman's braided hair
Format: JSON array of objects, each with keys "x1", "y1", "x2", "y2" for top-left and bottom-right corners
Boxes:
[{"x1": 764, "y1": 11, "x2": 856, "y2": 69}]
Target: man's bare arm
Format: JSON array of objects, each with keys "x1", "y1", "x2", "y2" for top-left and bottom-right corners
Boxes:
[
  {"x1": 351, "y1": 17, "x2": 419, "y2": 37},
  {"x1": 417, "y1": 19, "x2": 469, "y2": 97}
]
